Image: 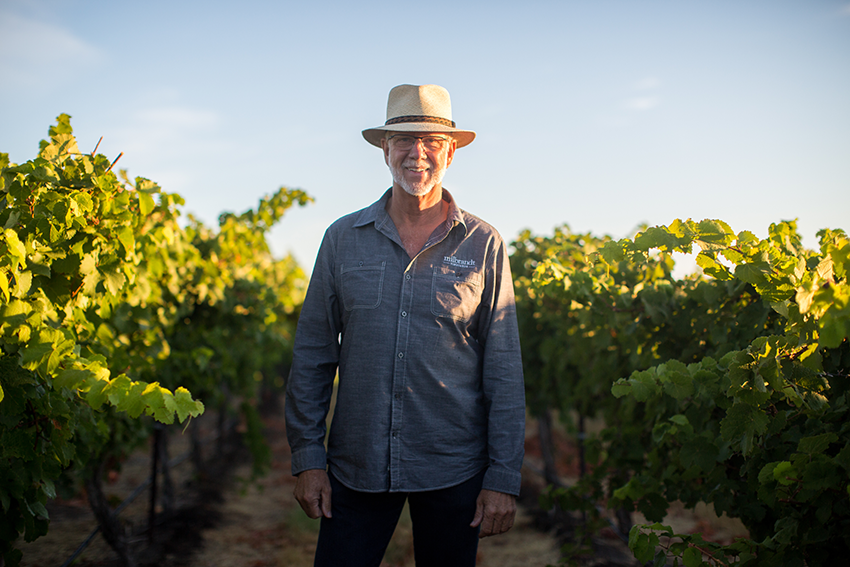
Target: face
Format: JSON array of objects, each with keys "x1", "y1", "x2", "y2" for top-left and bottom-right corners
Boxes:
[{"x1": 382, "y1": 132, "x2": 457, "y2": 197}]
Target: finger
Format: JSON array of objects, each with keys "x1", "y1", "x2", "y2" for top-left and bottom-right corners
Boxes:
[
  {"x1": 293, "y1": 486, "x2": 311, "y2": 517},
  {"x1": 479, "y1": 513, "x2": 496, "y2": 538},
  {"x1": 304, "y1": 495, "x2": 321, "y2": 519},
  {"x1": 477, "y1": 506, "x2": 495, "y2": 538},
  {"x1": 298, "y1": 499, "x2": 317, "y2": 519},
  {"x1": 485, "y1": 507, "x2": 514, "y2": 537},
  {"x1": 469, "y1": 500, "x2": 485, "y2": 528},
  {"x1": 496, "y1": 511, "x2": 513, "y2": 534},
  {"x1": 294, "y1": 487, "x2": 321, "y2": 519},
  {"x1": 320, "y1": 483, "x2": 332, "y2": 518}
]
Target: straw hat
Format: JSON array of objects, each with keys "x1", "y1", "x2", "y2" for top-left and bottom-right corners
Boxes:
[{"x1": 362, "y1": 84, "x2": 476, "y2": 148}]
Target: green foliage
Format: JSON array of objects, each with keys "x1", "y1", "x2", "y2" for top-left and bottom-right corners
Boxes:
[
  {"x1": 513, "y1": 219, "x2": 849, "y2": 564},
  {"x1": 629, "y1": 523, "x2": 760, "y2": 567},
  {"x1": 1, "y1": 115, "x2": 310, "y2": 564}
]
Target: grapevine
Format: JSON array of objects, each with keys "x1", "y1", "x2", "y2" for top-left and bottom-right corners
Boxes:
[
  {"x1": 513, "y1": 219, "x2": 849, "y2": 565},
  {"x1": 0, "y1": 115, "x2": 310, "y2": 566}
]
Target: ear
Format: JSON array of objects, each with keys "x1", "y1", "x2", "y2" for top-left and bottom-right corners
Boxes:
[
  {"x1": 445, "y1": 138, "x2": 457, "y2": 167},
  {"x1": 381, "y1": 137, "x2": 390, "y2": 165}
]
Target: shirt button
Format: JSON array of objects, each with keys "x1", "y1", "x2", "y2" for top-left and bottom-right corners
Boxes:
[
  {"x1": 398, "y1": 352, "x2": 404, "y2": 359},
  {"x1": 394, "y1": 393, "x2": 402, "y2": 400},
  {"x1": 405, "y1": 274, "x2": 411, "y2": 280},
  {"x1": 392, "y1": 431, "x2": 398, "y2": 438},
  {"x1": 401, "y1": 311, "x2": 407, "y2": 317}
]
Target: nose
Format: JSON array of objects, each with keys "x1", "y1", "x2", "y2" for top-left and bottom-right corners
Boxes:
[{"x1": 406, "y1": 138, "x2": 428, "y2": 158}]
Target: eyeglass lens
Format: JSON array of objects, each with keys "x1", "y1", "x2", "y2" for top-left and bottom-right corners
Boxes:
[{"x1": 390, "y1": 136, "x2": 448, "y2": 150}]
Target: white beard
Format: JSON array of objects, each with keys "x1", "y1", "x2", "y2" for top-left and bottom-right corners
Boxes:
[{"x1": 390, "y1": 161, "x2": 446, "y2": 197}]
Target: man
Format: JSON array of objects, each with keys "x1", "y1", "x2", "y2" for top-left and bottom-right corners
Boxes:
[{"x1": 285, "y1": 84, "x2": 525, "y2": 566}]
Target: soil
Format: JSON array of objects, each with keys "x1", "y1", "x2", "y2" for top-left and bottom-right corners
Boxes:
[{"x1": 14, "y1": 401, "x2": 747, "y2": 567}]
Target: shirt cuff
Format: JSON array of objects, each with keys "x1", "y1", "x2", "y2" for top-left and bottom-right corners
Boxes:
[
  {"x1": 290, "y1": 444, "x2": 328, "y2": 476},
  {"x1": 482, "y1": 465, "x2": 522, "y2": 496}
]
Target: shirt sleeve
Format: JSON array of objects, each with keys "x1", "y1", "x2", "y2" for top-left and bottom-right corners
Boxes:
[
  {"x1": 285, "y1": 229, "x2": 341, "y2": 475},
  {"x1": 477, "y1": 236, "x2": 526, "y2": 496}
]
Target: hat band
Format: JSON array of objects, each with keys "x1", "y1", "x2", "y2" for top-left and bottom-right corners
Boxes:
[{"x1": 385, "y1": 115, "x2": 456, "y2": 128}]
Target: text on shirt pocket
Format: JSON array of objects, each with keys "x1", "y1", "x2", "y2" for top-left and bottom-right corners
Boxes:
[
  {"x1": 341, "y1": 261, "x2": 386, "y2": 310},
  {"x1": 431, "y1": 265, "x2": 482, "y2": 322}
]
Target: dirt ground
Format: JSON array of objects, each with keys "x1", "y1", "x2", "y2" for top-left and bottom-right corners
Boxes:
[{"x1": 14, "y1": 403, "x2": 747, "y2": 567}]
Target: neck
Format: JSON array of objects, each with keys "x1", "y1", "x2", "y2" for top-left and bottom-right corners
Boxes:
[
  {"x1": 386, "y1": 184, "x2": 448, "y2": 258},
  {"x1": 387, "y1": 184, "x2": 445, "y2": 226}
]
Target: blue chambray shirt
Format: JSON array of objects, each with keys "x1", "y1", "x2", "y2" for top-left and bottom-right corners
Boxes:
[{"x1": 285, "y1": 188, "x2": 525, "y2": 496}]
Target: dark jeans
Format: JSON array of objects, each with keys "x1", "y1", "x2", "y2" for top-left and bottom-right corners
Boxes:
[{"x1": 314, "y1": 469, "x2": 485, "y2": 567}]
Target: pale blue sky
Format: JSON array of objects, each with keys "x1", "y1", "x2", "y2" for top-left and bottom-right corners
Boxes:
[{"x1": 2, "y1": 0, "x2": 848, "y2": 273}]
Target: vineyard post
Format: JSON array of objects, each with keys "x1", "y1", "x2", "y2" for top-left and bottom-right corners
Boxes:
[
  {"x1": 159, "y1": 427, "x2": 174, "y2": 516},
  {"x1": 577, "y1": 413, "x2": 587, "y2": 528},
  {"x1": 217, "y1": 404, "x2": 226, "y2": 458},
  {"x1": 149, "y1": 425, "x2": 162, "y2": 544},
  {"x1": 86, "y1": 457, "x2": 134, "y2": 567},
  {"x1": 577, "y1": 413, "x2": 586, "y2": 479},
  {"x1": 537, "y1": 409, "x2": 561, "y2": 487},
  {"x1": 190, "y1": 421, "x2": 204, "y2": 476}
]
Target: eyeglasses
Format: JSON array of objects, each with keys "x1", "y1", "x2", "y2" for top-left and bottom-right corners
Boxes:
[{"x1": 388, "y1": 134, "x2": 451, "y2": 151}]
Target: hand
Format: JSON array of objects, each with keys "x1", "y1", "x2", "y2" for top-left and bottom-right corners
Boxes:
[
  {"x1": 470, "y1": 489, "x2": 516, "y2": 538},
  {"x1": 293, "y1": 469, "x2": 332, "y2": 519}
]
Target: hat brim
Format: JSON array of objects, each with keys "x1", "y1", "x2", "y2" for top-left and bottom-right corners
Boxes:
[{"x1": 362, "y1": 123, "x2": 476, "y2": 148}]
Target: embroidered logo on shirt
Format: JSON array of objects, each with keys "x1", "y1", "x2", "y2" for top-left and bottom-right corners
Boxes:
[{"x1": 443, "y1": 255, "x2": 476, "y2": 268}]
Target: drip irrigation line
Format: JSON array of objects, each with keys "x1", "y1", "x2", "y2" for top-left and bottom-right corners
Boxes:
[{"x1": 60, "y1": 526, "x2": 102, "y2": 567}]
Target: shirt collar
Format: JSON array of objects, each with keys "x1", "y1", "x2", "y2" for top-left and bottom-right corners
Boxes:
[{"x1": 353, "y1": 188, "x2": 468, "y2": 235}]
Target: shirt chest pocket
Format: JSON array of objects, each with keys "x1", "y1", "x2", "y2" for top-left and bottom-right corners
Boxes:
[
  {"x1": 341, "y1": 261, "x2": 386, "y2": 310},
  {"x1": 431, "y1": 266, "x2": 482, "y2": 322}
]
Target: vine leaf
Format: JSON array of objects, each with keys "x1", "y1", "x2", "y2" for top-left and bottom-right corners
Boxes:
[{"x1": 720, "y1": 403, "x2": 770, "y2": 454}]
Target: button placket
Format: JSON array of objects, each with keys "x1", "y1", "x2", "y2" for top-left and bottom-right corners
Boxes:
[{"x1": 389, "y1": 266, "x2": 414, "y2": 490}]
